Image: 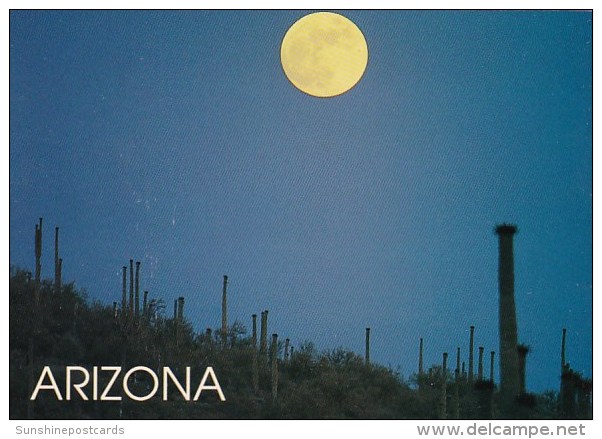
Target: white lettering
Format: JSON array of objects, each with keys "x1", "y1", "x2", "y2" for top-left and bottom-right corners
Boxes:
[
  {"x1": 193, "y1": 367, "x2": 226, "y2": 401},
  {"x1": 92, "y1": 366, "x2": 98, "y2": 400},
  {"x1": 30, "y1": 366, "x2": 63, "y2": 400},
  {"x1": 123, "y1": 366, "x2": 159, "y2": 401},
  {"x1": 29, "y1": 365, "x2": 225, "y2": 402},
  {"x1": 66, "y1": 366, "x2": 89, "y2": 400},
  {"x1": 100, "y1": 366, "x2": 122, "y2": 401},
  {"x1": 163, "y1": 367, "x2": 191, "y2": 400}
]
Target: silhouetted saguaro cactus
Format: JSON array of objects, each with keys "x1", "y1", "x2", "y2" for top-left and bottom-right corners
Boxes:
[
  {"x1": 365, "y1": 327, "x2": 370, "y2": 365},
  {"x1": 469, "y1": 325, "x2": 475, "y2": 383},
  {"x1": 478, "y1": 346, "x2": 484, "y2": 381},
  {"x1": 221, "y1": 275, "x2": 228, "y2": 346},
  {"x1": 34, "y1": 218, "x2": 42, "y2": 285},
  {"x1": 455, "y1": 347, "x2": 460, "y2": 381},
  {"x1": 419, "y1": 337, "x2": 424, "y2": 376},
  {"x1": 177, "y1": 297, "x2": 184, "y2": 321},
  {"x1": 271, "y1": 334, "x2": 278, "y2": 403},
  {"x1": 128, "y1": 259, "x2": 134, "y2": 315},
  {"x1": 121, "y1": 266, "x2": 127, "y2": 316},
  {"x1": 452, "y1": 347, "x2": 461, "y2": 419},
  {"x1": 251, "y1": 314, "x2": 259, "y2": 393},
  {"x1": 134, "y1": 261, "x2": 140, "y2": 317},
  {"x1": 28, "y1": 218, "x2": 43, "y2": 419},
  {"x1": 439, "y1": 352, "x2": 448, "y2": 419},
  {"x1": 496, "y1": 224, "x2": 520, "y2": 402},
  {"x1": 54, "y1": 227, "x2": 60, "y2": 293},
  {"x1": 260, "y1": 310, "x2": 268, "y2": 357}
]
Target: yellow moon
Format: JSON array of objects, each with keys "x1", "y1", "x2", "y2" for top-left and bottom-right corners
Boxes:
[{"x1": 281, "y1": 12, "x2": 368, "y2": 98}]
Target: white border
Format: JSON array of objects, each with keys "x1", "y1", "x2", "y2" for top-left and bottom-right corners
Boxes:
[{"x1": 3, "y1": 2, "x2": 597, "y2": 437}]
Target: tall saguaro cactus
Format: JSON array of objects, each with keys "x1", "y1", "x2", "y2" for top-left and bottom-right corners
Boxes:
[
  {"x1": 365, "y1": 327, "x2": 371, "y2": 365},
  {"x1": 128, "y1": 259, "x2": 134, "y2": 315},
  {"x1": 29, "y1": 218, "x2": 43, "y2": 419},
  {"x1": 478, "y1": 346, "x2": 484, "y2": 381},
  {"x1": 177, "y1": 297, "x2": 185, "y2": 321},
  {"x1": 252, "y1": 314, "x2": 259, "y2": 393},
  {"x1": 34, "y1": 218, "x2": 42, "y2": 285},
  {"x1": 121, "y1": 266, "x2": 127, "y2": 317},
  {"x1": 260, "y1": 310, "x2": 268, "y2": 357},
  {"x1": 496, "y1": 224, "x2": 520, "y2": 401},
  {"x1": 271, "y1": 333, "x2": 279, "y2": 402},
  {"x1": 54, "y1": 227, "x2": 61, "y2": 293},
  {"x1": 134, "y1": 262, "x2": 140, "y2": 317},
  {"x1": 469, "y1": 325, "x2": 475, "y2": 383},
  {"x1": 221, "y1": 275, "x2": 228, "y2": 346},
  {"x1": 453, "y1": 347, "x2": 461, "y2": 419},
  {"x1": 439, "y1": 352, "x2": 448, "y2": 419},
  {"x1": 419, "y1": 337, "x2": 424, "y2": 375}
]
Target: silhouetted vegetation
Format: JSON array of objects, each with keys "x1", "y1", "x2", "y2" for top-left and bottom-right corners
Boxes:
[
  {"x1": 9, "y1": 267, "x2": 419, "y2": 419},
  {"x1": 9, "y1": 266, "x2": 589, "y2": 419}
]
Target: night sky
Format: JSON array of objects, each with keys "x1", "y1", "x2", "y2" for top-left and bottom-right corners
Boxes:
[{"x1": 9, "y1": 10, "x2": 592, "y2": 393}]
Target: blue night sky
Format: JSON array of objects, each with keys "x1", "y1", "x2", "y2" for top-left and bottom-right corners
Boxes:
[{"x1": 9, "y1": 10, "x2": 592, "y2": 393}]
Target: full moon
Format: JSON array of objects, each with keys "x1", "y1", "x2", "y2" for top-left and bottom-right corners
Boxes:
[{"x1": 280, "y1": 12, "x2": 368, "y2": 98}]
